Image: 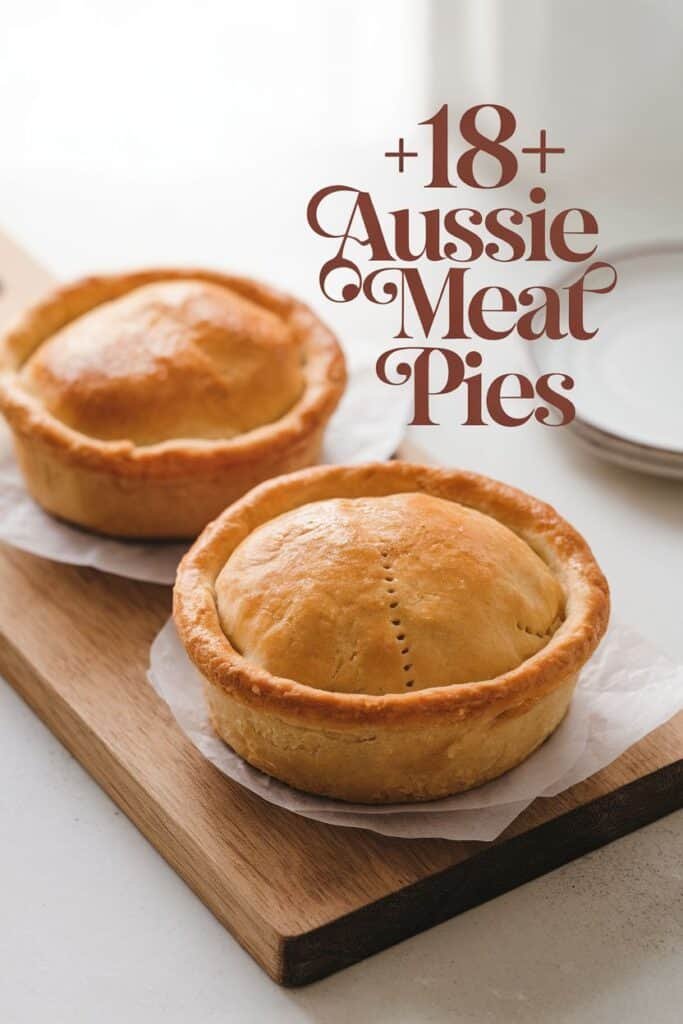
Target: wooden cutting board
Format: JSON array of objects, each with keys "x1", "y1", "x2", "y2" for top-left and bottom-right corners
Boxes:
[
  {"x1": 0, "y1": 233, "x2": 681, "y2": 984},
  {"x1": 0, "y1": 542, "x2": 681, "y2": 985}
]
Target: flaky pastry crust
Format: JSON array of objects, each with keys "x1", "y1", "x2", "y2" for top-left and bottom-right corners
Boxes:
[
  {"x1": 173, "y1": 462, "x2": 610, "y2": 803},
  {"x1": 0, "y1": 269, "x2": 346, "y2": 538}
]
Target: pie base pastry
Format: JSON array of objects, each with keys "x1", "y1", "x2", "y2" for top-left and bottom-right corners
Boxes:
[
  {"x1": 0, "y1": 269, "x2": 346, "y2": 538},
  {"x1": 173, "y1": 462, "x2": 610, "y2": 803}
]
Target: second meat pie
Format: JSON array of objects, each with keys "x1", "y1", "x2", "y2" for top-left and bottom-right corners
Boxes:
[{"x1": 0, "y1": 268, "x2": 346, "y2": 538}]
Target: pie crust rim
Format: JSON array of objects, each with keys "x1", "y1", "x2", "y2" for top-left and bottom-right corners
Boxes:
[
  {"x1": 173, "y1": 461, "x2": 610, "y2": 729},
  {"x1": 0, "y1": 267, "x2": 347, "y2": 480}
]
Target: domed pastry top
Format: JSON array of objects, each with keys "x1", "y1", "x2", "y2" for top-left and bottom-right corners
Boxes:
[
  {"x1": 18, "y1": 279, "x2": 304, "y2": 445},
  {"x1": 216, "y1": 491, "x2": 565, "y2": 695}
]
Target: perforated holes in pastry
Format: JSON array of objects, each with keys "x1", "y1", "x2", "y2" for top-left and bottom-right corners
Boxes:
[
  {"x1": 516, "y1": 618, "x2": 562, "y2": 642},
  {"x1": 380, "y1": 549, "x2": 414, "y2": 689}
]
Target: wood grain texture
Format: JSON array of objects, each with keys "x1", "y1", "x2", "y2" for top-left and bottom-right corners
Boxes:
[{"x1": 0, "y1": 542, "x2": 681, "y2": 985}]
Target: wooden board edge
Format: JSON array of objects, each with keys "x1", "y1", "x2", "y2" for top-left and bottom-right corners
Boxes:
[
  {"x1": 0, "y1": 631, "x2": 286, "y2": 983},
  {"x1": 280, "y1": 758, "x2": 683, "y2": 986}
]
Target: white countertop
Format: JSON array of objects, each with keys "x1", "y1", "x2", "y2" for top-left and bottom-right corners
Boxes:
[{"x1": 1, "y1": 3, "x2": 681, "y2": 1020}]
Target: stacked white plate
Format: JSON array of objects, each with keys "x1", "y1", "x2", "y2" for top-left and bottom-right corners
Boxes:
[{"x1": 531, "y1": 245, "x2": 683, "y2": 479}]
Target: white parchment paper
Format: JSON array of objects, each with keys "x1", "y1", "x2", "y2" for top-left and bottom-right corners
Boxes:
[
  {"x1": 148, "y1": 620, "x2": 683, "y2": 841},
  {"x1": 0, "y1": 360, "x2": 409, "y2": 585}
]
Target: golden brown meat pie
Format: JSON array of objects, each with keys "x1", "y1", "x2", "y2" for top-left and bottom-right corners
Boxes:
[
  {"x1": 173, "y1": 462, "x2": 609, "y2": 803},
  {"x1": 0, "y1": 269, "x2": 345, "y2": 538}
]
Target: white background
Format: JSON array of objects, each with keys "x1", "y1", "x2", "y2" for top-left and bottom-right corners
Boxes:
[{"x1": 1, "y1": 2, "x2": 682, "y2": 1021}]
